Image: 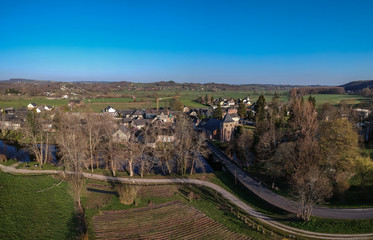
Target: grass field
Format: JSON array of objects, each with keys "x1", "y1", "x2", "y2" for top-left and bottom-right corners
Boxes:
[
  {"x1": 0, "y1": 172, "x2": 77, "y2": 240},
  {"x1": 85, "y1": 93, "x2": 369, "y2": 111},
  {"x1": 0, "y1": 96, "x2": 69, "y2": 108},
  {"x1": 282, "y1": 217, "x2": 373, "y2": 234},
  {"x1": 0, "y1": 91, "x2": 369, "y2": 112}
]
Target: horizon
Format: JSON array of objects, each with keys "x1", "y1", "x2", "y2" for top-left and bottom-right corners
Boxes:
[{"x1": 1, "y1": 1, "x2": 373, "y2": 85}]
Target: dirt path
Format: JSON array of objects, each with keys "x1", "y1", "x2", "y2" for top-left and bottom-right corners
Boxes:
[{"x1": 1, "y1": 163, "x2": 372, "y2": 239}]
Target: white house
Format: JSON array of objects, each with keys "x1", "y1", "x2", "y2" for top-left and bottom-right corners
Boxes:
[
  {"x1": 36, "y1": 106, "x2": 44, "y2": 113},
  {"x1": 27, "y1": 103, "x2": 37, "y2": 110},
  {"x1": 44, "y1": 105, "x2": 53, "y2": 111}
]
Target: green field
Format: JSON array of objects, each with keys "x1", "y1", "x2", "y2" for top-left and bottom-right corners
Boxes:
[
  {"x1": 0, "y1": 91, "x2": 369, "y2": 112},
  {"x1": 0, "y1": 172, "x2": 77, "y2": 240},
  {"x1": 87, "y1": 93, "x2": 368, "y2": 111},
  {"x1": 0, "y1": 96, "x2": 69, "y2": 109}
]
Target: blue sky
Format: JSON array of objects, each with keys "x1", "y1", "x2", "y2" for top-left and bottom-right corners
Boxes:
[{"x1": 0, "y1": 0, "x2": 372, "y2": 85}]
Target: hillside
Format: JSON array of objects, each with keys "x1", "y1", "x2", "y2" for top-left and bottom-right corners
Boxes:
[{"x1": 340, "y1": 80, "x2": 373, "y2": 92}]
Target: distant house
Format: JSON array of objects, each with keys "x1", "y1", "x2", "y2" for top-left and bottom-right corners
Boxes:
[
  {"x1": 113, "y1": 125, "x2": 130, "y2": 143},
  {"x1": 36, "y1": 106, "x2": 44, "y2": 113},
  {"x1": 118, "y1": 110, "x2": 134, "y2": 118},
  {"x1": 104, "y1": 106, "x2": 116, "y2": 113},
  {"x1": 132, "y1": 109, "x2": 144, "y2": 119},
  {"x1": 68, "y1": 100, "x2": 84, "y2": 108},
  {"x1": 121, "y1": 118, "x2": 132, "y2": 126},
  {"x1": 133, "y1": 119, "x2": 146, "y2": 129},
  {"x1": 182, "y1": 106, "x2": 190, "y2": 113},
  {"x1": 157, "y1": 110, "x2": 175, "y2": 123},
  {"x1": 27, "y1": 103, "x2": 37, "y2": 110},
  {"x1": 354, "y1": 108, "x2": 371, "y2": 120},
  {"x1": 227, "y1": 107, "x2": 238, "y2": 115},
  {"x1": 144, "y1": 109, "x2": 158, "y2": 119},
  {"x1": 44, "y1": 105, "x2": 53, "y2": 111},
  {"x1": 227, "y1": 100, "x2": 235, "y2": 106}
]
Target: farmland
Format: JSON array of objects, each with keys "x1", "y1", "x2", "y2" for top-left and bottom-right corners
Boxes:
[
  {"x1": 1, "y1": 90, "x2": 369, "y2": 112},
  {"x1": 84, "y1": 179, "x2": 279, "y2": 240},
  {"x1": 93, "y1": 200, "x2": 250, "y2": 240}
]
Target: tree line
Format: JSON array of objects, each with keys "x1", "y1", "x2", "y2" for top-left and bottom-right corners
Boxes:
[{"x1": 248, "y1": 91, "x2": 372, "y2": 221}]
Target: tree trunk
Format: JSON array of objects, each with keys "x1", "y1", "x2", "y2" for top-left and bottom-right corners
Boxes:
[
  {"x1": 129, "y1": 152, "x2": 134, "y2": 177},
  {"x1": 39, "y1": 131, "x2": 44, "y2": 168},
  {"x1": 111, "y1": 157, "x2": 116, "y2": 177},
  {"x1": 166, "y1": 161, "x2": 172, "y2": 175},
  {"x1": 89, "y1": 129, "x2": 94, "y2": 172},
  {"x1": 44, "y1": 132, "x2": 49, "y2": 164},
  {"x1": 190, "y1": 156, "x2": 195, "y2": 175}
]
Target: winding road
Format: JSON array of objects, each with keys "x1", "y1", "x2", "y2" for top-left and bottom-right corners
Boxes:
[
  {"x1": 207, "y1": 141, "x2": 373, "y2": 220},
  {"x1": 1, "y1": 163, "x2": 373, "y2": 239}
]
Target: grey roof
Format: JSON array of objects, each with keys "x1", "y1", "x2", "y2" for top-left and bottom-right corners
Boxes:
[
  {"x1": 133, "y1": 119, "x2": 146, "y2": 126},
  {"x1": 222, "y1": 113, "x2": 234, "y2": 123},
  {"x1": 198, "y1": 118, "x2": 220, "y2": 132},
  {"x1": 118, "y1": 125, "x2": 129, "y2": 134}
]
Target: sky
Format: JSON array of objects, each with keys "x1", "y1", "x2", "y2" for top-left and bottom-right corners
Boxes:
[{"x1": 0, "y1": 0, "x2": 373, "y2": 85}]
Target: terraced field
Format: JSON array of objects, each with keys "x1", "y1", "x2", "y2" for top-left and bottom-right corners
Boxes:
[{"x1": 93, "y1": 200, "x2": 251, "y2": 240}]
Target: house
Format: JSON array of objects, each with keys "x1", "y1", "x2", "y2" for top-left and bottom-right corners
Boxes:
[
  {"x1": 157, "y1": 111, "x2": 170, "y2": 123},
  {"x1": 27, "y1": 103, "x2": 37, "y2": 110},
  {"x1": 144, "y1": 109, "x2": 158, "y2": 119},
  {"x1": 354, "y1": 108, "x2": 371, "y2": 120},
  {"x1": 104, "y1": 106, "x2": 116, "y2": 113},
  {"x1": 121, "y1": 118, "x2": 132, "y2": 126},
  {"x1": 68, "y1": 100, "x2": 84, "y2": 108},
  {"x1": 132, "y1": 109, "x2": 144, "y2": 119},
  {"x1": 156, "y1": 127, "x2": 176, "y2": 143},
  {"x1": 113, "y1": 125, "x2": 130, "y2": 143},
  {"x1": 44, "y1": 105, "x2": 53, "y2": 111},
  {"x1": 118, "y1": 110, "x2": 133, "y2": 118},
  {"x1": 133, "y1": 119, "x2": 146, "y2": 129},
  {"x1": 182, "y1": 106, "x2": 190, "y2": 113},
  {"x1": 36, "y1": 106, "x2": 44, "y2": 113},
  {"x1": 227, "y1": 99, "x2": 235, "y2": 106}
]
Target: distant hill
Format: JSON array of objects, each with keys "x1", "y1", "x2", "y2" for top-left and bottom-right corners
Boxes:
[{"x1": 340, "y1": 80, "x2": 373, "y2": 92}]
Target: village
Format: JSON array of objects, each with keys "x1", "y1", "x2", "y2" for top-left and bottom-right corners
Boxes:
[{"x1": 0, "y1": 96, "x2": 259, "y2": 145}]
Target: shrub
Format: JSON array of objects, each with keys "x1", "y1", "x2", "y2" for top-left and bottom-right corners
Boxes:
[{"x1": 116, "y1": 184, "x2": 138, "y2": 205}]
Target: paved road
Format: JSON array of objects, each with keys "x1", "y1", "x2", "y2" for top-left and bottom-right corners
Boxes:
[
  {"x1": 207, "y1": 141, "x2": 373, "y2": 220},
  {"x1": 1, "y1": 163, "x2": 373, "y2": 239}
]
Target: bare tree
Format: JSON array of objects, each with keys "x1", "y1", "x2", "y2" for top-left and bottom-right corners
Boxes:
[
  {"x1": 155, "y1": 141, "x2": 175, "y2": 174},
  {"x1": 24, "y1": 112, "x2": 52, "y2": 168},
  {"x1": 56, "y1": 112, "x2": 87, "y2": 207},
  {"x1": 174, "y1": 115, "x2": 194, "y2": 175},
  {"x1": 83, "y1": 113, "x2": 103, "y2": 172},
  {"x1": 100, "y1": 114, "x2": 119, "y2": 176},
  {"x1": 292, "y1": 165, "x2": 332, "y2": 221},
  {"x1": 173, "y1": 115, "x2": 207, "y2": 175},
  {"x1": 189, "y1": 132, "x2": 207, "y2": 175}
]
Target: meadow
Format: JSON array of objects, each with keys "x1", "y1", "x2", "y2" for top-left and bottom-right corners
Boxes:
[
  {"x1": 0, "y1": 172, "x2": 77, "y2": 240},
  {"x1": 1, "y1": 91, "x2": 369, "y2": 112}
]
